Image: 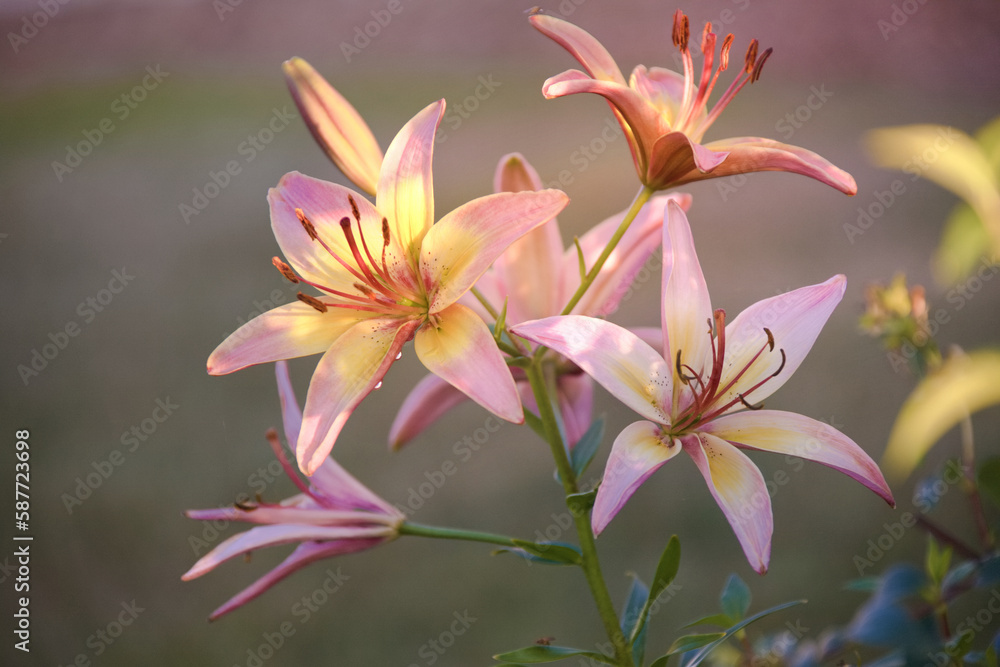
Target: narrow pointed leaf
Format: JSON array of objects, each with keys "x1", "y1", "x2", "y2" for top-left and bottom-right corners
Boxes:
[
  {"x1": 685, "y1": 599, "x2": 806, "y2": 666},
  {"x1": 631, "y1": 535, "x2": 682, "y2": 645},
  {"x1": 621, "y1": 575, "x2": 650, "y2": 651},
  {"x1": 683, "y1": 613, "x2": 734, "y2": 629},
  {"x1": 574, "y1": 236, "x2": 587, "y2": 280},
  {"x1": 719, "y1": 573, "x2": 752, "y2": 621},
  {"x1": 493, "y1": 645, "x2": 616, "y2": 663},
  {"x1": 570, "y1": 417, "x2": 605, "y2": 477},
  {"x1": 649, "y1": 535, "x2": 682, "y2": 607},
  {"x1": 511, "y1": 539, "x2": 582, "y2": 566},
  {"x1": 663, "y1": 633, "x2": 725, "y2": 656}
]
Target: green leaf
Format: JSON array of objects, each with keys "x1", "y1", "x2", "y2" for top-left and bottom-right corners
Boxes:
[
  {"x1": 934, "y1": 202, "x2": 991, "y2": 285},
  {"x1": 511, "y1": 539, "x2": 582, "y2": 566},
  {"x1": 975, "y1": 115, "x2": 1000, "y2": 175},
  {"x1": 925, "y1": 538, "x2": 952, "y2": 586},
  {"x1": 978, "y1": 457, "x2": 1000, "y2": 509},
  {"x1": 570, "y1": 417, "x2": 605, "y2": 478},
  {"x1": 843, "y1": 577, "x2": 880, "y2": 592},
  {"x1": 684, "y1": 600, "x2": 806, "y2": 667},
  {"x1": 719, "y1": 573, "x2": 752, "y2": 621},
  {"x1": 493, "y1": 298, "x2": 509, "y2": 344},
  {"x1": 628, "y1": 536, "x2": 681, "y2": 648},
  {"x1": 574, "y1": 236, "x2": 587, "y2": 280},
  {"x1": 649, "y1": 535, "x2": 682, "y2": 605},
  {"x1": 683, "y1": 613, "x2": 734, "y2": 629},
  {"x1": 985, "y1": 643, "x2": 998, "y2": 667},
  {"x1": 884, "y1": 349, "x2": 1000, "y2": 480},
  {"x1": 566, "y1": 490, "x2": 597, "y2": 517},
  {"x1": 663, "y1": 633, "x2": 726, "y2": 656},
  {"x1": 620, "y1": 575, "x2": 650, "y2": 665},
  {"x1": 493, "y1": 645, "x2": 615, "y2": 664}
]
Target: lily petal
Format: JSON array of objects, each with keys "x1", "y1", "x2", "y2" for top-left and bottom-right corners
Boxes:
[
  {"x1": 182, "y1": 523, "x2": 392, "y2": 581},
  {"x1": 185, "y1": 505, "x2": 396, "y2": 527},
  {"x1": 269, "y1": 171, "x2": 395, "y2": 293},
  {"x1": 541, "y1": 70, "x2": 663, "y2": 171},
  {"x1": 567, "y1": 193, "x2": 686, "y2": 317},
  {"x1": 645, "y1": 132, "x2": 730, "y2": 189},
  {"x1": 592, "y1": 420, "x2": 681, "y2": 534},
  {"x1": 282, "y1": 58, "x2": 383, "y2": 196},
  {"x1": 310, "y1": 456, "x2": 405, "y2": 516},
  {"x1": 414, "y1": 303, "x2": 523, "y2": 424},
  {"x1": 510, "y1": 316, "x2": 672, "y2": 425},
  {"x1": 275, "y1": 360, "x2": 302, "y2": 446},
  {"x1": 529, "y1": 14, "x2": 627, "y2": 85},
  {"x1": 698, "y1": 137, "x2": 858, "y2": 195},
  {"x1": 420, "y1": 189, "x2": 569, "y2": 312},
  {"x1": 202, "y1": 539, "x2": 383, "y2": 621},
  {"x1": 297, "y1": 317, "x2": 420, "y2": 475},
  {"x1": 703, "y1": 410, "x2": 894, "y2": 506},
  {"x1": 492, "y1": 154, "x2": 565, "y2": 323},
  {"x1": 661, "y1": 202, "x2": 714, "y2": 402},
  {"x1": 388, "y1": 373, "x2": 470, "y2": 450},
  {"x1": 682, "y1": 432, "x2": 772, "y2": 573},
  {"x1": 717, "y1": 275, "x2": 845, "y2": 410},
  {"x1": 207, "y1": 302, "x2": 361, "y2": 375},
  {"x1": 558, "y1": 372, "x2": 594, "y2": 448},
  {"x1": 377, "y1": 100, "x2": 444, "y2": 262}
]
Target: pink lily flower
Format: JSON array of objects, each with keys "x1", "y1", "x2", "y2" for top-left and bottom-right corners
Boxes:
[
  {"x1": 389, "y1": 153, "x2": 691, "y2": 449},
  {"x1": 510, "y1": 202, "x2": 893, "y2": 573},
  {"x1": 282, "y1": 57, "x2": 383, "y2": 195},
  {"x1": 207, "y1": 101, "x2": 569, "y2": 475},
  {"x1": 530, "y1": 10, "x2": 857, "y2": 194},
  {"x1": 183, "y1": 362, "x2": 405, "y2": 620}
]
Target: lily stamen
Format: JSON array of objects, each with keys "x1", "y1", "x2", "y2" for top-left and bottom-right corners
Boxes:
[
  {"x1": 297, "y1": 292, "x2": 329, "y2": 313},
  {"x1": 272, "y1": 257, "x2": 300, "y2": 284}
]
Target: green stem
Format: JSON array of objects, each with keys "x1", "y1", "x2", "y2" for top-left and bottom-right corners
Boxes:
[
  {"x1": 525, "y1": 362, "x2": 634, "y2": 667},
  {"x1": 399, "y1": 522, "x2": 516, "y2": 548},
  {"x1": 559, "y1": 184, "x2": 654, "y2": 318},
  {"x1": 470, "y1": 286, "x2": 500, "y2": 320}
]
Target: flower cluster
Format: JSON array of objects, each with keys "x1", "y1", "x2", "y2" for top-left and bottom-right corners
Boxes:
[{"x1": 184, "y1": 9, "x2": 900, "y2": 662}]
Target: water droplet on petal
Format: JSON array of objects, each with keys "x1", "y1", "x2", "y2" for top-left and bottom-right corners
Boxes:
[
  {"x1": 395, "y1": 352, "x2": 402, "y2": 360},
  {"x1": 374, "y1": 381, "x2": 383, "y2": 390}
]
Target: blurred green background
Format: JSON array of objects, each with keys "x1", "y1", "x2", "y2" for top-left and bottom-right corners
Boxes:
[{"x1": 3, "y1": 0, "x2": 1000, "y2": 664}]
